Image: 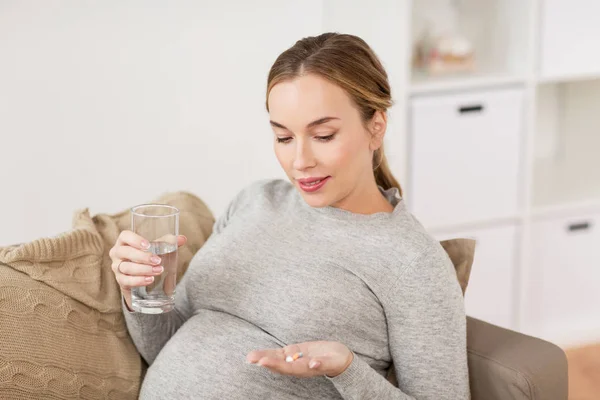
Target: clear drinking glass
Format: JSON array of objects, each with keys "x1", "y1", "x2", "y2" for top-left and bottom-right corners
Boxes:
[{"x1": 130, "y1": 204, "x2": 179, "y2": 314}]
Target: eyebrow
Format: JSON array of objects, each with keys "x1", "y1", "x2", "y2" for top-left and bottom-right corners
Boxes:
[{"x1": 269, "y1": 116, "x2": 339, "y2": 131}]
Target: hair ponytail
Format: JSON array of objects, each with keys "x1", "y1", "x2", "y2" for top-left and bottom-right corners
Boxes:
[{"x1": 373, "y1": 146, "x2": 402, "y2": 195}]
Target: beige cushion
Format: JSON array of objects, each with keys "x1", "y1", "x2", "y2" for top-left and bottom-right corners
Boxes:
[
  {"x1": 0, "y1": 191, "x2": 214, "y2": 399},
  {"x1": 440, "y1": 238, "x2": 476, "y2": 295}
]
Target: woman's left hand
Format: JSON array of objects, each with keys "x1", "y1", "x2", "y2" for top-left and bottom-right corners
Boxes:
[{"x1": 246, "y1": 341, "x2": 353, "y2": 378}]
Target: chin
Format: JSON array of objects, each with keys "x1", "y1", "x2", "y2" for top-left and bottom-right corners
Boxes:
[
  {"x1": 295, "y1": 189, "x2": 332, "y2": 208},
  {"x1": 302, "y1": 196, "x2": 330, "y2": 208}
]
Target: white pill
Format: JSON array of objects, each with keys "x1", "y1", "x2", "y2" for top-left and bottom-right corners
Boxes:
[{"x1": 285, "y1": 356, "x2": 294, "y2": 363}]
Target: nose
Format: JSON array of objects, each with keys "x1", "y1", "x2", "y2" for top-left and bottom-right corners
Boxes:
[{"x1": 292, "y1": 139, "x2": 316, "y2": 171}]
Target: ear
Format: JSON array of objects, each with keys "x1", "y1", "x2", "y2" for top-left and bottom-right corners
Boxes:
[{"x1": 368, "y1": 111, "x2": 387, "y2": 151}]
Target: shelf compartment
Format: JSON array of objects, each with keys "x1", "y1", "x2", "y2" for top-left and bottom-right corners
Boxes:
[
  {"x1": 408, "y1": 87, "x2": 524, "y2": 229},
  {"x1": 532, "y1": 79, "x2": 600, "y2": 210},
  {"x1": 410, "y1": 0, "x2": 531, "y2": 93}
]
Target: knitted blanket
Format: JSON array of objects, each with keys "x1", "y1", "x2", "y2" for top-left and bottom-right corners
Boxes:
[{"x1": 0, "y1": 191, "x2": 215, "y2": 399}]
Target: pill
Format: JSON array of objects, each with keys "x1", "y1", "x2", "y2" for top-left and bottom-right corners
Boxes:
[{"x1": 285, "y1": 356, "x2": 293, "y2": 363}]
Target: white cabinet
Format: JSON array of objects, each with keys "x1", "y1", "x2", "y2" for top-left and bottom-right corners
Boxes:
[
  {"x1": 409, "y1": 88, "x2": 524, "y2": 228},
  {"x1": 435, "y1": 224, "x2": 519, "y2": 330},
  {"x1": 529, "y1": 212, "x2": 600, "y2": 342},
  {"x1": 539, "y1": 0, "x2": 600, "y2": 80}
]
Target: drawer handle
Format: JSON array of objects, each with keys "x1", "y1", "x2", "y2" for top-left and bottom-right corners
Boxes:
[
  {"x1": 568, "y1": 222, "x2": 592, "y2": 232},
  {"x1": 458, "y1": 104, "x2": 484, "y2": 114}
]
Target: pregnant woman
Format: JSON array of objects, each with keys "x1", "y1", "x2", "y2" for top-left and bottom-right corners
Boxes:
[{"x1": 109, "y1": 32, "x2": 470, "y2": 399}]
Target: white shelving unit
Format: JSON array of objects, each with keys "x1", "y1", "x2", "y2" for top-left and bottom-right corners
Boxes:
[
  {"x1": 402, "y1": 0, "x2": 600, "y2": 347},
  {"x1": 410, "y1": 72, "x2": 527, "y2": 96},
  {"x1": 327, "y1": 0, "x2": 600, "y2": 347}
]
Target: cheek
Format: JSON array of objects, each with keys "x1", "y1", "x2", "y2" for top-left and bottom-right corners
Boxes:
[
  {"x1": 319, "y1": 138, "x2": 364, "y2": 171},
  {"x1": 273, "y1": 143, "x2": 292, "y2": 168}
]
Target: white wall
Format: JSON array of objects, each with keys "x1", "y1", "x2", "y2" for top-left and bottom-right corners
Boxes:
[
  {"x1": 0, "y1": 0, "x2": 408, "y2": 246},
  {"x1": 0, "y1": 0, "x2": 315, "y2": 245}
]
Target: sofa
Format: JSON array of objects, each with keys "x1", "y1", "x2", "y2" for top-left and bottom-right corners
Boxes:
[{"x1": 0, "y1": 191, "x2": 568, "y2": 399}]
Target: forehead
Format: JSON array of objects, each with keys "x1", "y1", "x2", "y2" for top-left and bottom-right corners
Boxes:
[{"x1": 268, "y1": 74, "x2": 354, "y2": 119}]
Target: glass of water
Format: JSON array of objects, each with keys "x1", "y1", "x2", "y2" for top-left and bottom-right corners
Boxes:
[{"x1": 130, "y1": 204, "x2": 179, "y2": 314}]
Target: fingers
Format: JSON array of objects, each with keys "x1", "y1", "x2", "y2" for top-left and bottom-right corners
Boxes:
[
  {"x1": 116, "y1": 271, "x2": 155, "y2": 290},
  {"x1": 112, "y1": 260, "x2": 161, "y2": 288},
  {"x1": 117, "y1": 260, "x2": 164, "y2": 276},
  {"x1": 109, "y1": 230, "x2": 185, "y2": 295},
  {"x1": 247, "y1": 342, "x2": 341, "y2": 378},
  {"x1": 114, "y1": 245, "x2": 161, "y2": 265},
  {"x1": 307, "y1": 357, "x2": 322, "y2": 369},
  {"x1": 247, "y1": 348, "x2": 283, "y2": 364},
  {"x1": 257, "y1": 356, "x2": 310, "y2": 376},
  {"x1": 247, "y1": 346, "x2": 314, "y2": 377},
  {"x1": 116, "y1": 230, "x2": 151, "y2": 250},
  {"x1": 247, "y1": 344, "x2": 302, "y2": 365}
]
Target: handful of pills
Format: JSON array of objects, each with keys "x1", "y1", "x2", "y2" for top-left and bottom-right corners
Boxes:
[{"x1": 285, "y1": 352, "x2": 303, "y2": 363}]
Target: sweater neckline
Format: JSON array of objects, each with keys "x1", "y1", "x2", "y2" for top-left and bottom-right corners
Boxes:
[{"x1": 297, "y1": 185, "x2": 405, "y2": 222}]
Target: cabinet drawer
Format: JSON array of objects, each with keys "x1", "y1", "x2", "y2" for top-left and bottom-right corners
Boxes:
[
  {"x1": 409, "y1": 88, "x2": 523, "y2": 228},
  {"x1": 529, "y1": 212, "x2": 600, "y2": 341},
  {"x1": 435, "y1": 224, "x2": 519, "y2": 330},
  {"x1": 540, "y1": 0, "x2": 600, "y2": 79}
]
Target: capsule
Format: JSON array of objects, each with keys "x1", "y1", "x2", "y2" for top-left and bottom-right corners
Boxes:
[{"x1": 285, "y1": 352, "x2": 304, "y2": 363}]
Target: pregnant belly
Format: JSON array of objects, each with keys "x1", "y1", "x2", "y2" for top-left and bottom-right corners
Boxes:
[{"x1": 138, "y1": 309, "x2": 339, "y2": 400}]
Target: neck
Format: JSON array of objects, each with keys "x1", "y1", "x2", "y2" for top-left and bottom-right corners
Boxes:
[{"x1": 330, "y1": 179, "x2": 394, "y2": 215}]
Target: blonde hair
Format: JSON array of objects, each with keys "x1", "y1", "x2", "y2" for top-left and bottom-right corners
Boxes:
[{"x1": 265, "y1": 32, "x2": 401, "y2": 195}]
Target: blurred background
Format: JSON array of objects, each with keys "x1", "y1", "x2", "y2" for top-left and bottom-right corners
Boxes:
[{"x1": 1, "y1": 0, "x2": 599, "y2": 392}]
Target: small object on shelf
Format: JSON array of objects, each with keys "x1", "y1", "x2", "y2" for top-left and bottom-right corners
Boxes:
[{"x1": 414, "y1": 30, "x2": 475, "y2": 76}]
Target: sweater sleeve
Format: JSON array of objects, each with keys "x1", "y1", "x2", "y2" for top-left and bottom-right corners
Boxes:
[
  {"x1": 122, "y1": 186, "x2": 247, "y2": 365},
  {"x1": 327, "y1": 245, "x2": 470, "y2": 399}
]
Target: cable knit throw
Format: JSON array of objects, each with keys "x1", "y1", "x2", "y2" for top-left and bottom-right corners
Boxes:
[{"x1": 0, "y1": 191, "x2": 215, "y2": 399}]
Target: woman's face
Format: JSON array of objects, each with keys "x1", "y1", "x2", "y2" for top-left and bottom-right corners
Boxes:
[{"x1": 268, "y1": 74, "x2": 384, "y2": 209}]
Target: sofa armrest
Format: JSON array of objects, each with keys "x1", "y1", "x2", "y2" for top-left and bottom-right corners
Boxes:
[{"x1": 467, "y1": 316, "x2": 568, "y2": 400}]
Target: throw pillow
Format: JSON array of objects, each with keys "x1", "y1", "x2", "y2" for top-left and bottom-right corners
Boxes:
[{"x1": 0, "y1": 191, "x2": 215, "y2": 399}]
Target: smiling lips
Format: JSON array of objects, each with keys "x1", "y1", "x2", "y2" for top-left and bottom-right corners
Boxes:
[{"x1": 297, "y1": 176, "x2": 331, "y2": 192}]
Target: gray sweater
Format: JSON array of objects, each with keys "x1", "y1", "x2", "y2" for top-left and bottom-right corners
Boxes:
[{"x1": 123, "y1": 179, "x2": 470, "y2": 399}]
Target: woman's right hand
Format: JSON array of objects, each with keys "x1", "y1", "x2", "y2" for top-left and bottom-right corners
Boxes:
[{"x1": 109, "y1": 230, "x2": 187, "y2": 311}]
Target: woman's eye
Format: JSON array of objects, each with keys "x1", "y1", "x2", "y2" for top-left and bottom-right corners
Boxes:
[
  {"x1": 316, "y1": 134, "x2": 335, "y2": 142},
  {"x1": 276, "y1": 137, "x2": 292, "y2": 144}
]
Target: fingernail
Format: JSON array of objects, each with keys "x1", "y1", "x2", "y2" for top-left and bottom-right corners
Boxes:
[
  {"x1": 141, "y1": 240, "x2": 150, "y2": 249},
  {"x1": 152, "y1": 266, "x2": 164, "y2": 273},
  {"x1": 145, "y1": 276, "x2": 154, "y2": 282},
  {"x1": 151, "y1": 256, "x2": 161, "y2": 264},
  {"x1": 309, "y1": 360, "x2": 320, "y2": 369}
]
